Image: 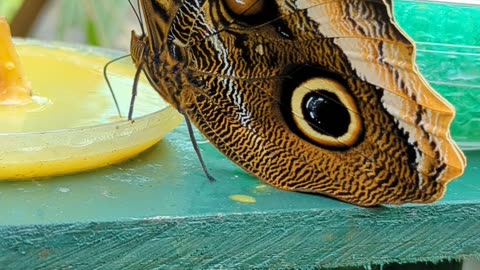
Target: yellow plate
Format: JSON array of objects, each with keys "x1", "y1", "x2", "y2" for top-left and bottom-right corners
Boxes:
[{"x1": 0, "y1": 39, "x2": 183, "y2": 180}]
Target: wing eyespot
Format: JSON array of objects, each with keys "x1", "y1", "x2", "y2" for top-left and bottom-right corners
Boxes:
[
  {"x1": 221, "y1": 0, "x2": 281, "y2": 26},
  {"x1": 224, "y1": 0, "x2": 264, "y2": 16},
  {"x1": 290, "y1": 78, "x2": 363, "y2": 149}
]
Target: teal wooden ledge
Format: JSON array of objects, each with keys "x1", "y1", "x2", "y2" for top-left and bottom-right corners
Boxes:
[{"x1": 0, "y1": 124, "x2": 479, "y2": 269}]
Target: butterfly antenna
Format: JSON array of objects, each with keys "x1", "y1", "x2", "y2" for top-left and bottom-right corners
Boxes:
[
  {"x1": 136, "y1": 0, "x2": 144, "y2": 27},
  {"x1": 128, "y1": 0, "x2": 146, "y2": 36},
  {"x1": 103, "y1": 54, "x2": 131, "y2": 117}
]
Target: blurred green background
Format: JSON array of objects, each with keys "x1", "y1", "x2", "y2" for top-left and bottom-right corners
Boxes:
[
  {"x1": 0, "y1": 0, "x2": 22, "y2": 19},
  {"x1": 0, "y1": 0, "x2": 134, "y2": 49},
  {"x1": 0, "y1": 0, "x2": 23, "y2": 19},
  {"x1": 1, "y1": 0, "x2": 479, "y2": 48}
]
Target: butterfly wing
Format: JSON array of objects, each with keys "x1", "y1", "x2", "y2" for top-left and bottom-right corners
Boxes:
[{"x1": 137, "y1": 0, "x2": 466, "y2": 206}]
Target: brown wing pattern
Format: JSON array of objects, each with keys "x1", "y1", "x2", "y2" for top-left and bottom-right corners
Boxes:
[{"x1": 134, "y1": 0, "x2": 466, "y2": 206}]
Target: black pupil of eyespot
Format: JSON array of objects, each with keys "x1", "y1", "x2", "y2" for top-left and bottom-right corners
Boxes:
[{"x1": 302, "y1": 90, "x2": 350, "y2": 138}]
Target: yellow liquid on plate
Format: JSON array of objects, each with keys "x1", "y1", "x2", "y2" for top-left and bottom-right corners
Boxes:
[
  {"x1": 0, "y1": 43, "x2": 183, "y2": 180},
  {"x1": 1, "y1": 45, "x2": 166, "y2": 133}
]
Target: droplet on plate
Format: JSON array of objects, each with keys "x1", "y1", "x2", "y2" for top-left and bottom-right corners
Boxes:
[
  {"x1": 255, "y1": 184, "x2": 268, "y2": 191},
  {"x1": 229, "y1": 194, "x2": 256, "y2": 203},
  {"x1": 5, "y1": 61, "x2": 15, "y2": 70},
  {"x1": 58, "y1": 187, "x2": 70, "y2": 193}
]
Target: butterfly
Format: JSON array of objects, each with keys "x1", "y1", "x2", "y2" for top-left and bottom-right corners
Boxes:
[{"x1": 129, "y1": 0, "x2": 466, "y2": 206}]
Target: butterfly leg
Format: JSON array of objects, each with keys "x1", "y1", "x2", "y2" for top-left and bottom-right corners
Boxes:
[
  {"x1": 182, "y1": 112, "x2": 216, "y2": 182},
  {"x1": 128, "y1": 62, "x2": 145, "y2": 121}
]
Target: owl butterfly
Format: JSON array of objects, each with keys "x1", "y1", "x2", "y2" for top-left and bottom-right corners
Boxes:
[{"x1": 129, "y1": 0, "x2": 466, "y2": 206}]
